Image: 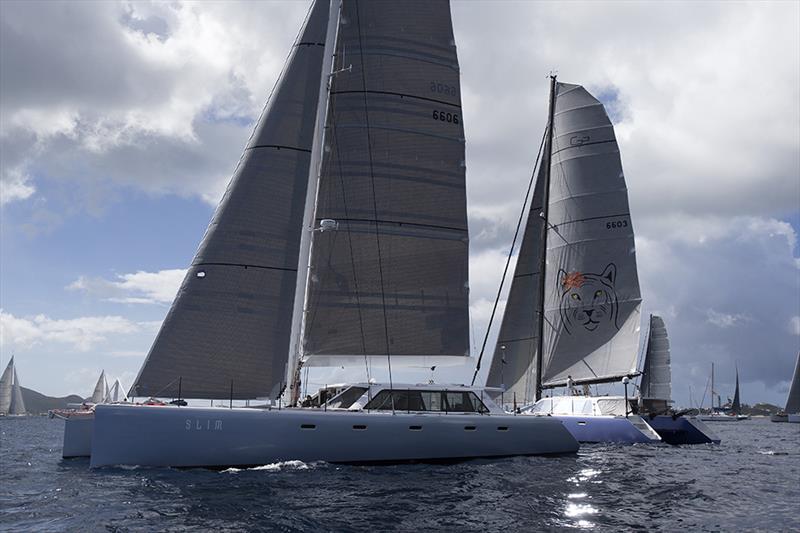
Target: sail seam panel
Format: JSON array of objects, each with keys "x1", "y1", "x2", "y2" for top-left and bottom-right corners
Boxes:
[
  {"x1": 193, "y1": 262, "x2": 297, "y2": 273},
  {"x1": 551, "y1": 139, "x2": 617, "y2": 156},
  {"x1": 332, "y1": 123, "x2": 463, "y2": 143},
  {"x1": 331, "y1": 90, "x2": 461, "y2": 108},
  {"x1": 245, "y1": 144, "x2": 312, "y2": 153}
]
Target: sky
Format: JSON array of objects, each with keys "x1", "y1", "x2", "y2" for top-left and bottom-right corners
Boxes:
[{"x1": 1, "y1": 0, "x2": 798, "y2": 408}]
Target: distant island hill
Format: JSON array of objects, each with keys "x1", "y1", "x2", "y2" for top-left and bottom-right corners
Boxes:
[{"x1": 0, "y1": 386, "x2": 787, "y2": 418}]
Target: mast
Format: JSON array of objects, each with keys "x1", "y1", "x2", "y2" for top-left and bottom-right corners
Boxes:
[
  {"x1": 534, "y1": 74, "x2": 557, "y2": 402},
  {"x1": 711, "y1": 362, "x2": 715, "y2": 410},
  {"x1": 286, "y1": 0, "x2": 342, "y2": 405}
]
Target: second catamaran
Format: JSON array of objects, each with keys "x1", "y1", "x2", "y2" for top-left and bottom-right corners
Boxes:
[{"x1": 478, "y1": 76, "x2": 660, "y2": 444}]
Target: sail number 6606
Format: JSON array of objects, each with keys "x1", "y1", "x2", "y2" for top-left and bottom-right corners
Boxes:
[{"x1": 432, "y1": 110, "x2": 459, "y2": 124}]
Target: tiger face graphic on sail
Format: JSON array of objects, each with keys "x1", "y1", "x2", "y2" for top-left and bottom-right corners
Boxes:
[{"x1": 558, "y1": 263, "x2": 620, "y2": 334}]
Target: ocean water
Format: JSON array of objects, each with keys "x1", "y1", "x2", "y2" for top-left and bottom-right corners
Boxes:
[{"x1": 1, "y1": 417, "x2": 798, "y2": 532}]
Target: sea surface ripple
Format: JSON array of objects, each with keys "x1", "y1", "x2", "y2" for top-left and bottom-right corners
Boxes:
[{"x1": 1, "y1": 417, "x2": 798, "y2": 532}]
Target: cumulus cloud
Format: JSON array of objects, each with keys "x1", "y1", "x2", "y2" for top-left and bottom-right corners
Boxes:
[
  {"x1": 1, "y1": 1, "x2": 798, "y2": 403},
  {"x1": 68, "y1": 268, "x2": 186, "y2": 305},
  {"x1": 0, "y1": 309, "x2": 141, "y2": 352}
]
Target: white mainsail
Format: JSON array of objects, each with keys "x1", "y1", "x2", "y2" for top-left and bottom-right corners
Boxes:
[
  {"x1": 90, "y1": 370, "x2": 108, "y2": 404},
  {"x1": 487, "y1": 79, "x2": 642, "y2": 401},
  {"x1": 0, "y1": 357, "x2": 13, "y2": 413},
  {"x1": 541, "y1": 82, "x2": 642, "y2": 387},
  {"x1": 640, "y1": 315, "x2": 671, "y2": 402}
]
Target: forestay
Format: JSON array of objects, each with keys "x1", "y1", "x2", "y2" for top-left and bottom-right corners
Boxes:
[
  {"x1": 130, "y1": 1, "x2": 328, "y2": 399},
  {"x1": 486, "y1": 162, "x2": 546, "y2": 404},
  {"x1": 303, "y1": 0, "x2": 470, "y2": 359},
  {"x1": 640, "y1": 315, "x2": 671, "y2": 401},
  {"x1": 541, "y1": 82, "x2": 642, "y2": 387}
]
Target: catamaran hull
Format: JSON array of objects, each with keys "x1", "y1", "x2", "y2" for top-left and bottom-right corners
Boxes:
[
  {"x1": 774, "y1": 413, "x2": 800, "y2": 423},
  {"x1": 89, "y1": 404, "x2": 578, "y2": 468},
  {"x1": 62, "y1": 415, "x2": 94, "y2": 458},
  {"x1": 542, "y1": 414, "x2": 661, "y2": 444},
  {"x1": 644, "y1": 415, "x2": 720, "y2": 445}
]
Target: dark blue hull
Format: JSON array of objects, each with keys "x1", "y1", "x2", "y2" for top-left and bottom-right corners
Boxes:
[{"x1": 645, "y1": 415, "x2": 720, "y2": 445}]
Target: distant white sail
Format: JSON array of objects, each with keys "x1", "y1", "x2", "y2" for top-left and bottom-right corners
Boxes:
[
  {"x1": 105, "y1": 379, "x2": 128, "y2": 403},
  {"x1": 640, "y1": 315, "x2": 671, "y2": 402},
  {"x1": 541, "y1": 82, "x2": 642, "y2": 387},
  {"x1": 786, "y1": 353, "x2": 800, "y2": 414},
  {"x1": 0, "y1": 357, "x2": 13, "y2": 413},
  {"x1": 90, "y1": 370, "x2": 107, "y2": 404},
  {"x1": 9, "y1": 368, "x2": 26, "y2": 415}
]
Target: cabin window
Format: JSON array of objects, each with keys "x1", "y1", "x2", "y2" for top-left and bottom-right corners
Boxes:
[
  {"x1": 326, "y1": 386, "x2": 368, "y2": 409},
  {"x1": 363, "y1": 390, "x2": 488, "y2": 413}
]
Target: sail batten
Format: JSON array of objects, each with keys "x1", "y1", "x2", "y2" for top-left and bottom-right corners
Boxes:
[{"x1": 130, "y1": 0, "x2": 329, "y2": 400}]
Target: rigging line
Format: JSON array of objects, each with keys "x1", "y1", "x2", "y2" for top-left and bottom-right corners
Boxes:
[
  {"x1": 354, "y1": 0, "x2": 393, "y2": 395},
  {"x1": 470, "y1": 127, "x2": 548, "y2": 386},
  {"x1": 330, "y1": 95, "x2": 371, "y2": 382}
]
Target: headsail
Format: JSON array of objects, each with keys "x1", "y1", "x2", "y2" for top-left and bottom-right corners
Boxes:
[
  {"x1": 785, "y1": 353, "x2": 800, "y2": 414},
  {"x1": 0, "y1": 357, "x2": 13, "y2": 413},
  {"x1": 541, "y1": 82, "x2": 642, "y2": 387},
  {"x1": 639, "y1": 315, "x2": 671, "y2": 411},
  {"x1": 486, "y1": 163, "x2": 546, "y2": 404},
  {"x1": 130, "y1": 0, "x2": 329, "y2": 400},
  {"x1": 303, "y1": 0, "x2": 470, "y2": 360}
]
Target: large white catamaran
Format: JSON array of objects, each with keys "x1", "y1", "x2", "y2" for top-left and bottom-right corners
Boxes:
[
  {"x1": 476, "y1": 77, "x2": 661, "y2": 444},
  {"x1": 60, "y1": 0, "x2": 579, "y2": 468}
]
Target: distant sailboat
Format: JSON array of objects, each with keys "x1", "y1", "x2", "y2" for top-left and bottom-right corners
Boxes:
[
  {"x1": 60, "y1": 0, "x2": 578, "y2": 468},
  {"x1": 699, "y1": 363, "x2": 749, "y2": 421},
  {"x1": 0, "y1": 357, "x2": 27, "y2": 416},
  {"x1": 479, "y1": 76, "x2": 660, "y2": 444},
  {"x1": 89, "y1": 370, "x2": 108, "y2": 404},
  {"x1": 105, "y1": 379, "x2": 128, "y2": 403},
  {"x1": 771, "y1": 352, "x2": 800, "y2": 423},
  {"x1": 637, "y1": 315, "x2": 719, "y2": 444}
]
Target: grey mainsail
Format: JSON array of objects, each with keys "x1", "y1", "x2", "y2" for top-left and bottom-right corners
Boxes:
[
  {"x1": 786, "y1": 353, "x2": 800, "y2": 414},
  {"x1": 640, "y1": 315, "x2": 671, "y2": 406},
  {"x1": 90, "y1": 370, "x2": 108, "y2": 404},
  {"x1": 0, "y1": 357, "x2": 13, "y2": 413},
  {"x1": 9, "y1": 368, "x2": 26, "y2": 415},
  {"x1": 303, "y1": 0, "x2": 470, "y2": 358},
  {"x1": 486, "y1": 163, "x2": 546, "y2": 404},
  {"x1": 130, "y1": 1, "x2": 328, "y2": 400},
  {"x1": 541, "y1": 82, "x2": 642, "y2": 387}
]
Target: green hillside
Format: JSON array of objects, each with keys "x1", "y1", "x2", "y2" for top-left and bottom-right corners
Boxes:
[{"x1": 20, "y1": 387, "x2": 84, "y2": 415}]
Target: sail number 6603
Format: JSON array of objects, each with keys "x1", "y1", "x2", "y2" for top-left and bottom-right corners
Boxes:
[
  {"x1": 432, "y1": 110, "x2": 459, "y2": 124},
  {"x1": 606, "y1": 220, "x2": 628, "y2": 229}
]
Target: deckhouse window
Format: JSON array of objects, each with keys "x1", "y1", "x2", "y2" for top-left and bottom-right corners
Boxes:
[
  {"x1": 326, "y1": 386, "x2": 368, "y2": 409},
  {"x1": 363, "y1": 390, "x2": 488, "y2": 413}
]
